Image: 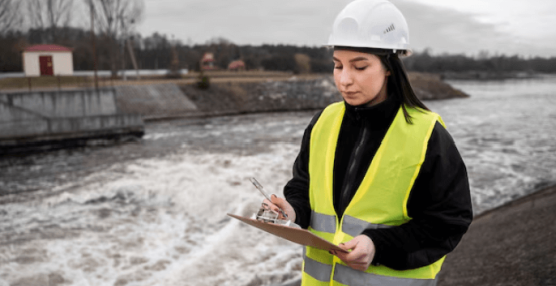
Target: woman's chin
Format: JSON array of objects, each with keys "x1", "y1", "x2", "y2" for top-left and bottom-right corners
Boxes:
[{"x1": 344, "y1": 98, "x2": 365, "y2": 106}]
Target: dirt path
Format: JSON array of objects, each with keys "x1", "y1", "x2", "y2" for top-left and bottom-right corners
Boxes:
[{"x1": 438, "y1": 185, "x2": 556, "y2": 286}]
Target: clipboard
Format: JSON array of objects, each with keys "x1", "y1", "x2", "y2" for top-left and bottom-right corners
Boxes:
[{"x1": 228, "y1": 213, "x2": 348, "y2": 253}]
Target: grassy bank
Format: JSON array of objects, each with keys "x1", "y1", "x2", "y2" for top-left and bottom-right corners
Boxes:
[
  {"x1": 0, "y1": 71, "x2": 469, "y2": 102},
  {"x1": 0, "y1": 71, "x2": 309, "y2": 91},
  {"x1": 0, "y1": 76, "x2": 92, "y2": 90}
]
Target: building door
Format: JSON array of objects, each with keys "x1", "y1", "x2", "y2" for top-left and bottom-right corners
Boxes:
[{"x1": 39, "y1": 56, "x2": 53, "y2": 76}]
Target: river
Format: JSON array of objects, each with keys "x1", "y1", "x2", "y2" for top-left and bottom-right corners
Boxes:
[{"x1": 1, "y1": 75, "x2": 555, "y2": 285}]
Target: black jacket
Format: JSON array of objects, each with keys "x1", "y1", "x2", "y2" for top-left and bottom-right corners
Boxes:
[{"x1": 284, "y1": 96, "x2": 473, "y2": 270}]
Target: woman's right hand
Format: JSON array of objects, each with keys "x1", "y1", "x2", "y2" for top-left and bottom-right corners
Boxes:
[{"x1": 263, "y1": 194, "x2": 296, "y2": 222}]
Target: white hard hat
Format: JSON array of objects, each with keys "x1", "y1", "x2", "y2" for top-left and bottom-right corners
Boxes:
[{"x1": 327, "y1": 0, "x2": 411, "y2": 55}]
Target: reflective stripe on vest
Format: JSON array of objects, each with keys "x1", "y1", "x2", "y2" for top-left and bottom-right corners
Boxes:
[
  {"x1": 341, "y1": 214, "x2": 394, "y2": 237},
  {"x1": 310, "y1": 211, "x2": 393, "y2": 236},
  {"x1": 333, "y1": 263, "x2": 438, "y2": 286},
  {"x1": 304, "y1": 254, "x2": 333, "y2": 282},
  {"x1": 311, "y1": 210, "x2": 336, "y2": 233},
  {"x1": 303, "y1": 255, "x2": 437, "y2": 286}
]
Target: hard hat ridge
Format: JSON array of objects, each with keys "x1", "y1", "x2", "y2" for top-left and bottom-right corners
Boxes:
[{"x1": 328, "y1": 0, "x2": 411, "y2": 56}]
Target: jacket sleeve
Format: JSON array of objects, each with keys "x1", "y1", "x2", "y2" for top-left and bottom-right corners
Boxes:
[
  {"x1": 363, "y1": 122, "x2": 474, "y2": 270},
  {"x1": 283, "y1": 111, "x2": 323, "y2": 229}
]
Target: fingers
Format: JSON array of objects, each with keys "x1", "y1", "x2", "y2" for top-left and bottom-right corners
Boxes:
[
  {"x1": 262, "y1": 197, "x2": 286, "y2": 218},
  {"x1": 330, "y1": 251, "x2": 367, "y2": 271},
  {"x1": 270, "y1": 194, "x2": 283, "y2": 207},
  {"x1": 334, "y1": 247, "x2": 366, "y2": 262},
  {"x1": 331, "y1": 236, "x2": 376, "y2": 271},
  {"x1": 271, "y1": 196, "x2": 293, "y2": 218},
  {"x1": 262, "y1": 199, "x2": 279, "y2": 212},
  {"x1": 339, "y1": 240, "x2": 357, "y2": 251},
  {"x1": 261, "y1": 195, "x2": 296, "y2": 222},
  {"x1": 345, "y1": 262, "x2": 369, "y2": 271}
]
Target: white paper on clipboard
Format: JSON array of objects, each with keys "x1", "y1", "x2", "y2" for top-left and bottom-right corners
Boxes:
[{"x1": 227, "y1": 213, "x2": 348, "y2": 253}]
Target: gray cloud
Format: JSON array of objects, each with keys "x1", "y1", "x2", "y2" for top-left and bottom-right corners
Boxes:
[
  {"x1": 393, "y1": 0, "x2": 556, "y2": 57},
  {"x1": 139, "y1": 0, "x2": 556, "y2": 57}
]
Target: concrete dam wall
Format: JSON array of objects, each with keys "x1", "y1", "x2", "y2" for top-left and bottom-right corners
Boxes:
[{"x1": 0, "y1": 88, "x2": 144, "y2": 153}]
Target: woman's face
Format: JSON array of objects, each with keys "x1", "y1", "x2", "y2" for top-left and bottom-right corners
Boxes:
[{"x1": 333, "y1": 50, "x2": 390, "y2": 106}]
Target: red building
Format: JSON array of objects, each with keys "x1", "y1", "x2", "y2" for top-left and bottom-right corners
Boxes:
[
  {"x1": 228, "y1": 60, "x2": 246, "y2": 71},
  {"x1": 23, "y1": 44, "x2": 74, "y2": 76},
  {"x1": 200, "y1": 52, "x2": 216, "y2": 71}
]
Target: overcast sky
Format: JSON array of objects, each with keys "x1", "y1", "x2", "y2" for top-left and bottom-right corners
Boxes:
[{"x1": 138, "y1": 0, "x2": 556, "y2": 58}]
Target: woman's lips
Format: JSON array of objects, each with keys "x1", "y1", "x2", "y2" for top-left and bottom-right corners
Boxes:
[{"x1": 343, "y1": 91, "x2": 359, "y2": 96}]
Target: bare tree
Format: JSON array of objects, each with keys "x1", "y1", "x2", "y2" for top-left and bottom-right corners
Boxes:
[
  {"x1": 86, "y1": 0, "x2": 144, "y2": 76},
  {"x1": 0, "y1": 0, "x2": 23, "y2": 35},
  {"x1": 26, "y1": 0, "x2": 73, "y2": 41}
]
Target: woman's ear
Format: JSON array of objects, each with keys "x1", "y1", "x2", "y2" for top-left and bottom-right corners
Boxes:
[{"x1": 386, "y1": 70, "x2": 391, "y2": 76}]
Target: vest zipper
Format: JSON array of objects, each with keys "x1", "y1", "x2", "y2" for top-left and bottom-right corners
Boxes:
[{"x1": 339, "y1": 115, "x2": 370, "y2": 218}]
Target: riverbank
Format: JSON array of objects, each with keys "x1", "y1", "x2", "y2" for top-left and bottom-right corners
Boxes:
[
  {"x1": 278, "y1": 184, "x2": 556, "y2": 286},
  {"x1": 438, "y1": 184, "x2": 556, "y2": 285},
  {"x1": 174, "y1": 72, "x2": 468, "y2": 118}
]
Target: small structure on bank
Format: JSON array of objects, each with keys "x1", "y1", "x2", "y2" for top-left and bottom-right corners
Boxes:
[
  {"x1": 228, "y1": 60, "x2": 245, "y2": 71},
  {"x1": 200, "y1": 52, "x2": 216, "y2": 71},
  {"x1": 23, "y1": 44, "x2": 74, "y2": 77}
]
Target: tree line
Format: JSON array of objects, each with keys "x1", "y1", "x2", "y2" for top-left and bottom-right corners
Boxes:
[
  {"x1": 1, "y1": 0, "x2": 555, "y2": 75},
  {"x1": 403, "y1": 49, "x2": 556, "y2": 75},
  {"x1": 0, "y1": 0, "x2": 144, "y2": 76}
]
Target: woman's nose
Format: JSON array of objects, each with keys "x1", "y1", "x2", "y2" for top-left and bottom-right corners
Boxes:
[{"x1": 339, "y1": 70, "x2": 353, "y2": 87}]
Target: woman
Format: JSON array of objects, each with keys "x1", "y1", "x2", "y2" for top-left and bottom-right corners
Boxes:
[{"x1": 264, "y1": 0, "x2": 473, "y2": 285}]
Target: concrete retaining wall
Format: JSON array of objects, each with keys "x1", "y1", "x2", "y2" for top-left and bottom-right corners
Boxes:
[
  {"x1": 0, "y1": 88, "x2": 143, "y2": 152},
  {"x1": 114, "y1": 84, "x2": 197, "y2": 119},
  {"x1": 0, "y1": 89, "x2": 118, "y2": 118}
]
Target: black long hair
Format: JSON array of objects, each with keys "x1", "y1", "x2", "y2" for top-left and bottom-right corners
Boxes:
[{"x1": 334, "y1": 46, "x2": 429, "y2": 123}]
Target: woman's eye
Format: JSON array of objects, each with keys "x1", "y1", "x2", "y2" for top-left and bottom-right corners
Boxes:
[
  {"x1": 334, "y1": 66, "x2": 343, "y2": 70},
  {"x1": 355, "y1": 66, "x2": 368, "y2": 71}
]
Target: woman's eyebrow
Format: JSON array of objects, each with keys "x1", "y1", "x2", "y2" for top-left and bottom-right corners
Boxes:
[
  {"x1": 332, "y1": 57, "x2": 369, "y2": 63},
  {"x1": 348, "y1": 57, "x2": 369, "y2": 63}
]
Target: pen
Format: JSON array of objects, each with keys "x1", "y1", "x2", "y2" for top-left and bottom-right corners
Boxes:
[{"x1": 249, "y1": 177, "x2": 288, "y2": 219}]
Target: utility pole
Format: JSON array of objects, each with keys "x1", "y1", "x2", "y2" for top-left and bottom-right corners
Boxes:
[
  {"x1": 120, "y1": 17, "x2": 140, "y2": 81},
  {"x1": 90, "y1": 0, "x2": 98, "y2": 90}
]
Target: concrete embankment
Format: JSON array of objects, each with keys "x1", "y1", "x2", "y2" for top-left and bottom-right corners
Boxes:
[
  {"x1": 438, "y1": 184, "x2": 556, "y2": 286},
  {"x1": 0, "y1": 89, "x2": 143, "y2": 154},
  {"x1": 277, "y1": 185, "x2": 556, "y2": 286}
]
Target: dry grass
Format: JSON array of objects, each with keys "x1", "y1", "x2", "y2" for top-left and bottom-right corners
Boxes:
[
  {"x1": 0, "y1": 71, "x2": 467, "y2": 101},
  {"x1": 0, "y1": 72, "x2": 326, "y2": 92},
  {"x1": 0, "y1": 76, "x2": 91, "y2": 90}
]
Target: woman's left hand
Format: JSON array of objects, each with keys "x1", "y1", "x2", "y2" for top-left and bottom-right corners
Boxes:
[{"x1": 332, "y1": 235, "x2": 376, "y2": 271}]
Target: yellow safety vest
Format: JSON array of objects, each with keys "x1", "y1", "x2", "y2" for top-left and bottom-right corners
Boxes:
[{"x1": 302, "y1": 102, "x2": 446, "y2": 286}]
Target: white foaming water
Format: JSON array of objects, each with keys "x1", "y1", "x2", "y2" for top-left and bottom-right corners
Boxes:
[
  {"x1": 1, "y1": 75, "x2": 556, "y2": 285},
  {"x1": 432, "y1": 76, "x2": 556, "y2": 213},
  {"x1": 1, "y1": 144, "x2": 304, "y2": 285}
]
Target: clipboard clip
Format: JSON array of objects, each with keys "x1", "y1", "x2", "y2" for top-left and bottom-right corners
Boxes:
[{"x1": 251, "y1": 203, "x2": 300, "y2": 228}]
